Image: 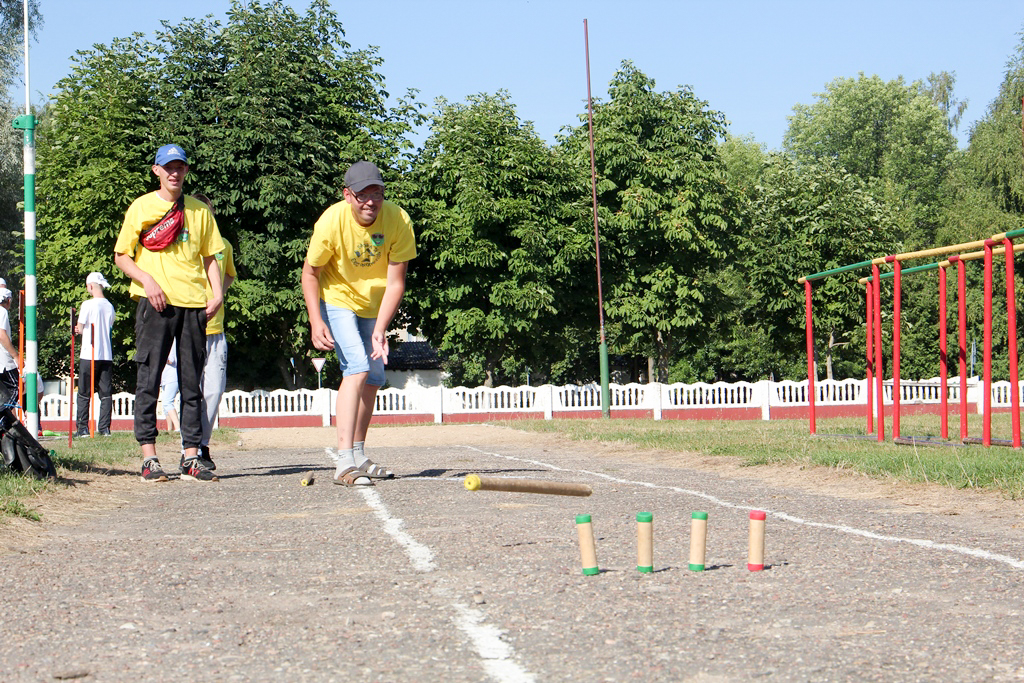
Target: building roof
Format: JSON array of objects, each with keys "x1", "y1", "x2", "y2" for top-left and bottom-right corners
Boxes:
[{"x1": 387, "y1": 341, "x2": 442, "y2": 371}]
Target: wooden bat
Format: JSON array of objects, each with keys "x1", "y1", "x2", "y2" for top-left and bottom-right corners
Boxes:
[{"x1": 464, "y1": 474, "x2": 592, "y2": 497}]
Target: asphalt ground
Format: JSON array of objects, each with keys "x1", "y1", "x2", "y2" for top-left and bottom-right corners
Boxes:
[{"x1": 2, "y1": 425, "x2": 1024, "y2": 682}]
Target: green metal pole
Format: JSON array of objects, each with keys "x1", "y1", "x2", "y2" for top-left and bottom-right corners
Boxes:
[
  {"x1": 14, "y1": 2, "x2": 38, "y2": 434},
  {"x1": 599, "y1": 340, "x2": 610, "y2": 413},
  {"x1": 13, "y1": 114, "x2": 37, "y2": 434}
]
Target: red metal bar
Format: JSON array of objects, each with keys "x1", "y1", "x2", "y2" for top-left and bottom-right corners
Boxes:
[
  {"x1": 865, "y1": 283, "x2": 874, "y2": 434},
  {"x1": 938, "y1": 265, "x2": 949, "y2": 439},
  {"x1": 1005, "y1": 237, "x2": 1021, "y2": 449},
  {"x1": 805, "y1": 280, "x2": 815, "y2": 435},
  {"x1": 984, "y1": 241, "x2": 994, "y2": 447},
  {"x1": 892, "y1": 259, "x2": 902, "y2": 439},
  {"x1": 955, "y1": 257, "x2": 968, "y2": 440},
  {"x1": 873, "y1": 263, "x2": 885, "y2": 442}
]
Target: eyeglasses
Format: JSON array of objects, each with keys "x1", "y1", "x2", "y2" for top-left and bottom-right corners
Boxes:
[{"x1": 350, "y1": 190, "x2": 384, "y2": 204}]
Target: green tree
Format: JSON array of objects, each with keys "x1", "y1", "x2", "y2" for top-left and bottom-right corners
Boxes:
[
  {"x1": 151, "y1": 0, "x2": 420, "y2": 389},
  {"x1": 1, "y1": 0, "x2": 43, "y2": 283},
  {"x1": 404, "y1": 92, "x2": 596, "y2": 386},
  {"x1": 34, "y1": 36, "x2": 161, "y2": 386},
  {"x1": 1, "y1": 0, "x2": 42, "y2": 92},
  {"x1": 784, "y1": 73, "x2": 958, "y2": 250},
  {"x1": 723, "y1": 156, "x2": 899, "y2": 380},
  {"x1": 559, "y1": 61, "x2": 735, "y2": 381},
  {"x1": 962, "y1": 26, "x2": 1024, "y2": 218},
  {"x1": 718, "y1": 133, "x2": 768, "y2": 199},
  {"x1": 34, "y1": 0, "x2": 419, "y2": 390}
]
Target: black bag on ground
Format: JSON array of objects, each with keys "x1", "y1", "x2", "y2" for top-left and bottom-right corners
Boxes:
[{"x1": 0, "y1": 407, "x2": 57, "y2": 479}]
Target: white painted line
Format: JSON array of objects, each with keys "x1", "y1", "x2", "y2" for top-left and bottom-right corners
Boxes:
[
  {"x1": 358, "y1": 487, "x2": 436, "y2": 572},
  {"x1": 358, "y1": 487, "x2": 538, "y2": 682},
  {"x1": 452, "y1": 604, "x2": 537, "y2": 683},
  {"x1": 459, "y1": 445, "x2": 1024, "y2": 570}
]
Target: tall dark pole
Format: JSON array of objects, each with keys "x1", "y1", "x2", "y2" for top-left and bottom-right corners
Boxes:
[{"x1": 584, "y1": 19, "x2": 611, "y2": 418}]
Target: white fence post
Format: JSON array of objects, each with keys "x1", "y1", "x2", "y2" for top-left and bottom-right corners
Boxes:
[
  {"x1": 319, "y1": 388, "x2": 332, "y2": 427},
  {"x1": 756, "y1": 380, "x2": 770, "y2": 420},
  {"x1": 540, "y1": 384, "x2": 553, "y2": 420},
  {"x1": 432, "y1": 385, "x2": 443, "y2": 423}
]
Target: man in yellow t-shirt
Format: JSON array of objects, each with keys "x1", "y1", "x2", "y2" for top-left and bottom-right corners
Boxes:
[
  {"x1": 302, "y1": 161, "x2": 416, "y2": 487},
  {"x1": 191, "y1": 194, "x2": 236, "y2": 471},
  {"x1": 114, "y1": 144, "x2": 225, "y2": 483}
]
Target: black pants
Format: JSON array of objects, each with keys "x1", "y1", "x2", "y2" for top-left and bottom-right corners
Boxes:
[
  {"x1": 133, "y1": 299, "x2": 206, "y2": 448},
  {"x1": 0, "y1": 368, "x2": 19, "y2": 408},
  {"x1": 76, "y1": 359, "x2": 113, "y2": 433}
]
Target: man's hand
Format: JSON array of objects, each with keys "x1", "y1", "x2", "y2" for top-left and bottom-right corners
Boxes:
[
  {"x1": 370, "y1": 330, "x2": 389, "y2": 364},
  {"x1": 114, "y1": 251, "x2": 167, "y2": 311},
  {"x1": 310, "y1": 319, "x2": 335, "y2": 351},
  {"x1": 142, "y1": 275, "x2": 167, "y2": 312},
  {"x1": 205, "y1": 294, "x2": 223, "y2": 320}
]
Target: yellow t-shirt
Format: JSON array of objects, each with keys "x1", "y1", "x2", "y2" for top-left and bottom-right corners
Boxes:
[
  {"x1": 306, "y1": 200, "x2": 416, "y2": 318},
  {"x1": 115, "y1": 192, "x2": 226, "y2": 308},
  {"x1": 205, "y1": 240, "x2": 236, "y2": 335}
]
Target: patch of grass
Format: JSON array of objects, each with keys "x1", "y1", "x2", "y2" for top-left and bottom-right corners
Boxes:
[
  {"x1": 508, "y1": 415, "x2": 1024, "y2": 499},
  {"x1": 1, "y1": 428, "x2": 241, "y2": 524},
  {"x1": 1, "y1": 499, "x2": 41, "y2": 521}
]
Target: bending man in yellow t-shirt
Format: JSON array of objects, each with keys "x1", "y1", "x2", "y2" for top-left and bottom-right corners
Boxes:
[
  {"x1": 301, "y1": 161, "x2": 416, "y2": 487},
  {"x1": 114, "y1": 144, "x2": 225, "y2": 484}
]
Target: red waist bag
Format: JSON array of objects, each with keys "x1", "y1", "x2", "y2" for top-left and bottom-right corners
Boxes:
[{"x1": 140, "y1": 195, "x2": 185, "y2": 251}]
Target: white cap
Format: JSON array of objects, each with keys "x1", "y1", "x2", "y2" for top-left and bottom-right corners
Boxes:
[
  {"x1": 86, "y1": 272, "x2": 110, "y2": 289},
  {"x1": 0, "y1": 287, "x2": 11, "y2": 302},
  {"x1": 0, "y1": 278, "x2": 6, "y2": 287}
]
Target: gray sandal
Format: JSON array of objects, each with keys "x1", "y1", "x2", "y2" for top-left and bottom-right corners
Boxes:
[
  {"x1": 334, "y1": 466, "x2": 374, "y2": 487},
  {"x1": 359, "y1": 459, "x2": 395, "y2": 479}
]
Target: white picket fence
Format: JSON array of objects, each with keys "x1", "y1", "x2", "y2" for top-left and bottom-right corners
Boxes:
[{"x1": 35, "y1": 376, "x2": 1008, "y2": 427}]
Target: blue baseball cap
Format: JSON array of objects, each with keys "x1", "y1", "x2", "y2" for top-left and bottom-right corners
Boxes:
[{"x1": 154, "y1": 144, "x2": 188, "y2": 166}]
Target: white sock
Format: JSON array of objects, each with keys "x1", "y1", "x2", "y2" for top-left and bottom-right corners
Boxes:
[
  {"x1": 353, "y1": 441, "x2": 367, "y2": 467},
  {"x1": 333, "y1": 448, "x2": 356, "y2": 472}
]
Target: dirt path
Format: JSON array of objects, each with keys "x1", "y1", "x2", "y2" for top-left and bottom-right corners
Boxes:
[
  {"x1": 3, "y1": 424, "x2": 1024, "y2": 682},
  {"x1": 7, "y1": 424, "x2": 1020, "y2": 548}
]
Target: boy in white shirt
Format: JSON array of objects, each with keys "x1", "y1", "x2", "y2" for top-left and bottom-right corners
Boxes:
[
  {"x1": 0, "y1": 287, "x2": 19, "y2": 407},
  {"x1": 74, "y1": 272, "x2": 116, "y2": 436}
]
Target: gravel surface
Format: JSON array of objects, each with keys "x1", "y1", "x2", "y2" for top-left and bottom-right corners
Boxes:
[{"x1": 3, "y1": 425, "x2": 1024, "y2": 682}]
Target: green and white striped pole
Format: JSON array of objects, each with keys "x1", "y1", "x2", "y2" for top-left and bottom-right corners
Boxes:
[{"x1": 12, "y1": 0, "x2": 39, "y2": 434}]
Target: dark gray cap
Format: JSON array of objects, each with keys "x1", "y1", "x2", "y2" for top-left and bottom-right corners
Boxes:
[{"x1": 344, "y1": 161, "x2": 385, "y2": 193}]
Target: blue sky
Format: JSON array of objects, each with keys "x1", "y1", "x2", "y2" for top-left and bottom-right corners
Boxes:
[{"x1": 11, "y1": 1, "x2": 1024, "y2": 150}]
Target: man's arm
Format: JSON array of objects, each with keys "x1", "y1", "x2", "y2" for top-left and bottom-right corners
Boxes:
[
  {"x1": 301, "y1": 260, "x2": 334, "y2": 351},
  {"x1": 202, "y1": 256, "x2": 223, "y2": 319},
  {"x1": 370, "y1": 260, "x2": 409, "y2": 363},
  {"x1": 0, "y1": 329, "x2": 16, "y2": 361},
  {"x1": 113, "y1": 251, "x2": 168, "y2": 312}
]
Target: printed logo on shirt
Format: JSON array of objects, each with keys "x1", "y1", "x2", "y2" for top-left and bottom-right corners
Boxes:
[
  {"x1": 351, "y1": 241, "x2": 382, "y2": 267},
  {"x1": 371, "y1": 233, "x2": 385, "y2": 246},
  {"x1": 215, "y1": 252, "x2": 224, "y2": 261}
]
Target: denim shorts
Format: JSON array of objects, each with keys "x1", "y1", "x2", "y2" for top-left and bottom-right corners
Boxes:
[{"x1": 320, "y1": 302, "x2": 385, "y2": 386}]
